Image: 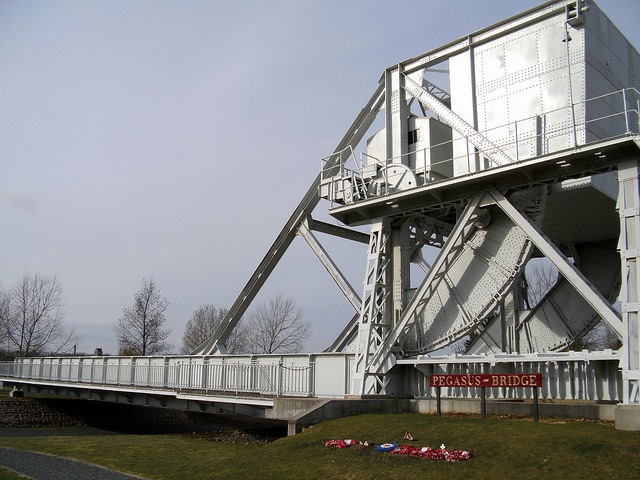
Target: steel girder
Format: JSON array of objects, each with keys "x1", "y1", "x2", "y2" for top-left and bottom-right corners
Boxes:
[
  {"x1": 403, "y1": 74, "x2": 513, "y2": 168},
  {"x1": 297, "y1": 217, "x2": 362, "y2": 313},
  {"x1": 190, "y1": 84, "x2": 384, "y2": 355},
  {"x1": 351, "y1": 218, "x2": 392, "y2": 394},
  {"x1": 188, "y1": 1, "x2": 638, "y2": 411},
  {"x1": 489, "y1": 189, "x2": 623, "y2": 338},
  {"x1": 361, "y1": 189, "x2": 624, "y2": 389},
  {"x1": 618, "y1": 159, "x2": 640, "y2": 404},
  {"x1": 360, "y1": 192, "x2": 536, "y2": 386},
  {"x1": 468, "y1": 241, "x2": 621, "y2": 355}
]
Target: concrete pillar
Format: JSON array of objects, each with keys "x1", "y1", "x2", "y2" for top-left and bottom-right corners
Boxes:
[{"x1": 615, "y1": 405, "x2": 640, "y2": 431}]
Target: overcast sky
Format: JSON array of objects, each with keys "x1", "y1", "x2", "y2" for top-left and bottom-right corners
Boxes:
[{"x1": 2, "y1": 0, "x2": 639, "y2": 355}]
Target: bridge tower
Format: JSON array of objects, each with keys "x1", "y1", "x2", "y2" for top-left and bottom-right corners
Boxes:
[{"x1": 194, "y1": 0, "x2": 640, "y2": 409}]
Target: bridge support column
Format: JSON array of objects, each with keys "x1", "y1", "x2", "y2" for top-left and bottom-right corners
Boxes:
[
  {"x1": 616, "y1": 404, "x2": 640, "y2": 430},
  {"x1": 618, "y1": 159, "x2": 640, "y2": 409},
  {"x1": 351, "y1": 218, "x2": 392, "y2": 395}
]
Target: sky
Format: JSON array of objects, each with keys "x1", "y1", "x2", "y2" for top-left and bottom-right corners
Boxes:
[{"x1": 2, "y1": 0, "x2": 639, "y2": 356}]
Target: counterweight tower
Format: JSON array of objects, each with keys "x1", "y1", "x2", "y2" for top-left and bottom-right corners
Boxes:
[{"x1": 194, "y1": 0, "x2": 640, "y2": 408}]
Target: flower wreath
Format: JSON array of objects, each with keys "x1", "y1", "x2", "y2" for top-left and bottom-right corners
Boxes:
[{"x1": 325, "y1": 439, "x2": 471, "y2": 462}]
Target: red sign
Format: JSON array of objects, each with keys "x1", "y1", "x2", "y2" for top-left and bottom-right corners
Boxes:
[{"x1": 430, "y1": 373, "x2": 542, "y2": 388}]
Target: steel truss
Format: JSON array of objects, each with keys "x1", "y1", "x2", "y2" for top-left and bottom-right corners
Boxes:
[
  {"x1": 618, "y1": 159, "x2": 640, "y2": 403},
  {"x1": 191, "y1": 0, "x2": 640, "y2": 408}
]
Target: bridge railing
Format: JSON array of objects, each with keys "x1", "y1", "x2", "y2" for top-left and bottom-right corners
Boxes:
[
  {"x1": 2, "y1": 352, "x2": 622, "y2": 402},
  {"x1": 398, "y1": 350, "x2": 623, "y2": 402},
  {"x1": 0, "y1": 355, "x2": 320, "y2": 398},
  {"x1": 321, "y1": 87, "x2": 640, "y2": 205}
]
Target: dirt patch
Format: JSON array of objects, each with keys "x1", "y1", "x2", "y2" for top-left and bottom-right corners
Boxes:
[{"x1": 179, "y1": 427, "x2": 286, "y2": 444}]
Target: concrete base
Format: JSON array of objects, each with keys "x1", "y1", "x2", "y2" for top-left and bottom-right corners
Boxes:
[
  {"x1": 285, "y1": 398, "x2": 410, "y2": 435},
  {"x1": 412, "y1": 398, "x2": 617, "y2": 422},
  {"x1": 284, "y1": 397, "x2": 621, "y2": 434},
  {"x1": 615, "y1": 405, "x2": 640, "y2": 430}
]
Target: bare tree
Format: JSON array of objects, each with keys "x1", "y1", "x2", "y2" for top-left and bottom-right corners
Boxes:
[
  {"x1": 115, "y1": 278, "x2": 172, "y2": 355},
  {"x1": 0, "y1": 289, "x2": 10, "y2": 352},
  {"x1": 247, "y1": 295, "x2": 310, "y2": 354},
  {"x1": 0, "y1": 273, "x2": 76, "y2": 357},
  {"x1": 181, "y1": 305, "x2": 248, "y2": 354},
  {"x1": 526, "y1": 258, "x2": 620, "y2": 351},
  {"x1": 568, "y1": 320, "x2": 621, "y2": 351},
  {"x1": 525, "y1": 258, "x2": 559, "y2": 307}
]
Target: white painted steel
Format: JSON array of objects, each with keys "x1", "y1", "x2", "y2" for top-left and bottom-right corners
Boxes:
[
  {"x1": 364, "y1": 193, "x2": 486, "y2": 378},
  {"x1": 617, "y1": 159, "x2": 640, "y2": 403},
  {"x1": 490, "y1": 189, "x2": 624, "y2": 336},
  {"x1": 3, "y1": 355, "x2": 318, "y2": 398},
  {"x1": 351, "y1": 218, "x2": 392, "y2": 395},
  {"x1": 363, "y1": 190, "x2": 549, "y2": 380},
  {"x1": 401, "y1": 350, "x2": 622, "y2": 402},
  {"x1": 297, "y1": 217, "x2": 361, "y2": 312},
  {"x1": 404, "y1": 74, "x2": 514, "y2": 168},
  {"x1": 400, "y1": 198, "x2": 535, "y2": 354},
  {"x1": 317, "y1": 0, "x2": 639, "y2": 400},
  {"x1": 0, "y1": 350, "x2": 624, "y2": 403},
  {"x1": 4, "y1": 1, "x2": 640, "y2": 410},
  {"x1": 320, "y1": 88, "x2": 640, "y2": 206},
  {"x1": 518, "y1": 243, "x2": 620, "y2": 352}
]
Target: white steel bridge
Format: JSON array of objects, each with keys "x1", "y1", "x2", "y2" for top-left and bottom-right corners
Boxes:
[
  {"x1": 0, "y1": 350, "x2": 623, "y2": 401},
  {"x1": 0, "y1": 349, "x2": 625, "y2": 430},
  {"x1": 2, "y1": 0, "x2": 640, "y2": 431}
]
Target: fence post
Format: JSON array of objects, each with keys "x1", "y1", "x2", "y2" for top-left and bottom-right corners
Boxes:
[
  {"x1": 235, "y1": 362, "x2": 240, "y2": 396},
  {"x1": 130, "y1": 358, "x2": 136, "y2": 386},
  {"x1": 202, "y1": 358, "x2": 209, "y2": 393},
  {"x1": 623, "y1": 89, "x2": 629, "y2": 134},
  {"x1": 163, "y1": 358, "x2": 170, "y2": 388},
  {"x1": 77, "y1": 358, "x2": 83, "y2": 383},
  {"x1": 514, "y1": 120, "x2": 519, "y2": 162},
  {"x1": 102, "y1": 358, "x2": 107, "y2": 385},
  {"x1": 308, "y1": 356, "x2": 315, "y2": 397}
]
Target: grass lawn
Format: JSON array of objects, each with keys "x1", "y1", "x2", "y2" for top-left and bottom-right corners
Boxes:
[
  {"x1": 0, "y1": 467, "x2": 24, "y2": 480},
  {"x1": 0, "y1": 413, "x2": 639, "y2": 479}
]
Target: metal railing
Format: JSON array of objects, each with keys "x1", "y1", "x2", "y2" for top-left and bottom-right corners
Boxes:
[
  {"x1": 320, "y1": 88, "x2": 640, "y2": 205},
  {"x1": 0, "y1": 351, "x2": 625, "y2": 402},
  {"x1": 0, "y1": 357, "x2": 315, "y2": 398},
  {"x1": 400, "y1": 350, "x2": 623, "y2": 402}
]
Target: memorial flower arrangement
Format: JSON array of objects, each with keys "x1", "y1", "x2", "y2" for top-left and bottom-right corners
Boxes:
[
  {"x1": 325, "y1": 437, "x2": 471, "y2": 462},
  {"x1": 390, "y1": 443, "x2": 471, "y2": 462},
  {"x1": 324, "y1": 439, "x2": 357, "y2": 448}
]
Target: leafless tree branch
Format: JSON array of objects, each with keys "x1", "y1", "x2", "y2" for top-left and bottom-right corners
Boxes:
[{"x1": 115, "y1": 278, "x2": 172, "y2": 355}]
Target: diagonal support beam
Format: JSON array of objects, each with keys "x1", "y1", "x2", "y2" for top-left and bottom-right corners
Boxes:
[
  {"x1": 488, "y1": 189, "x2": 624, "y2": 337},
  {"x1": 325, "y1": 312, "x2": 360, "y2": 352},
  {"x1": 297, "y1": 217, "x2": 361, "y2": 313},
  {"x1": 365, "y1": 193, "x2": 486, "y2": 375},
  {"x1": 403, "y1": 74, "x2": 513, "y2": 168},
  {"x1": 191, "y1": 83, "x2": 385, "y2": 355}
]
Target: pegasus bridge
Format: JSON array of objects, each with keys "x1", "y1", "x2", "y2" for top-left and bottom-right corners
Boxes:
[{"x1": 2, "y1": 0, "x2": 640, "y2": 432}]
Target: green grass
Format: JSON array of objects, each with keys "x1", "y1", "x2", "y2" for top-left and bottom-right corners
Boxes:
[
  {"x1": 0, "y1": 467, "x2": 26, "y2": 480},
  {"x1": 0, "y1": 414, "x2": 639, "y2": 479}
]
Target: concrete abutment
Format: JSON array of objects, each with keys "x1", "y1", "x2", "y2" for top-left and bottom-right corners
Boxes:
[{"x1": 277, "y1": 397, "x2": 625, "y2": 435}]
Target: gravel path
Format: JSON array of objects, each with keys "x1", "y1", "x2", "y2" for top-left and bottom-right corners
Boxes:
[{"x1": 0, "y1": 446, "x2": 149, "y2": 480}]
